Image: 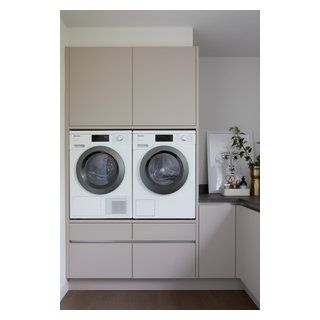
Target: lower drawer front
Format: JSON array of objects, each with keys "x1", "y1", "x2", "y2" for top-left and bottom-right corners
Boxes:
[
  {"x1": 133, "y1": 223, "x2": 196, "y2": 241},
  {"x1": 133, "y1": 243, "x2": 196, "y2": 278},
  {"x1": 69, "y1": 243, "x2": 132, "y2": 278},
  {"x1": 69, "y1": 223, "x2": 132, "y2": 241}
]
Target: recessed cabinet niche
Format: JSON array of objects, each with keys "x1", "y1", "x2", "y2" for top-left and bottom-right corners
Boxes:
[{"x1": 66, "y1": 47, "x2": 197, "y2": 127}]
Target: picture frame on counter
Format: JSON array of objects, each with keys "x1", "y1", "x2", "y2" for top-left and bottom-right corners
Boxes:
[{"x1": 207, "y1": 131, "x2": 254, "y2": 193}]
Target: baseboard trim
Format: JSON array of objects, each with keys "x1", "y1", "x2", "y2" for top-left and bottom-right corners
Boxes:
[
  {"x1": 68, "y1": 278, "x2": 244, "y2": 290},
  {"x1": 60, "y1": 280, "x2": 69, "y2": 301},
  {"x1": 241, "y1": 281, "x2": 260, "y2": 308}
]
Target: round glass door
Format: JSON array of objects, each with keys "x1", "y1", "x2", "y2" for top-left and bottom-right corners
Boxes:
[
  {"x1": 76, "y1": 146, "x2": 125, "y2": 194},
  {"x1": 140, "y1": 146, "x2": 189, "y2": 194}
]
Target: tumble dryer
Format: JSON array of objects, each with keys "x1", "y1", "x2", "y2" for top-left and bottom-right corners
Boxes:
[
  {"x1": 133, "y1": 131, "x2": 196, "y2": 219},
  {"x1": 69, "y1": 131, "x2": 132, "y2": 219}
]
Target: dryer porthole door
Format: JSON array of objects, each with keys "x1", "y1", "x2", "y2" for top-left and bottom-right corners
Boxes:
[
  {"x1": 76, "y1": 146, "x2": 125, "y2": 194},
  {"x1": 140, "y1": 146, "x2": 189, "y2": 194}
]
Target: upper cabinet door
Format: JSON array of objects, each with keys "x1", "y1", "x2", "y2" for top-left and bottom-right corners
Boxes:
[
  {"x1": 68, "y1": 47, "x2": 132, "y2": 127},
  {"x1": 133, "y1": 47, "x2": 197, "y2": 126}
]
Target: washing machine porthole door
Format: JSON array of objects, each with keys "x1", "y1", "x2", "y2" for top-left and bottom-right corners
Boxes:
[
  {"x1": 140, "y1": 146, "x2": 189, "y2": 194},
  {"x1": 76, "y1": 146, "x2": 125, "y2": 194}
]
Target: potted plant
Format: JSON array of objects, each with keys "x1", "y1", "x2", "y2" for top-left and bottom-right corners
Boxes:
[{"x1": 229, "y1": 126, "x2": 260, "y2": 196}]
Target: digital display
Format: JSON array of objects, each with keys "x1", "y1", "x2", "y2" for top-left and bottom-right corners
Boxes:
[
  {"x1": 155, "y1": 134, "x2": 173, "y2": 142},
  {"x1": 92, "y1": 135, "x2": 109, "y2": 142}
]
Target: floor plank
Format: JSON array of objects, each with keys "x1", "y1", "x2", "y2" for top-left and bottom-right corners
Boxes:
[{"x1": 60, "y1": 290, "x2": 259, "y2": 310}]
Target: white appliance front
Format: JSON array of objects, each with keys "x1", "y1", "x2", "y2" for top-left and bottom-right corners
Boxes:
[
  {"x1": 133, "y1": 131, "x2": 196, "y2": 219},
  {"x1": 69, "y1": 131, "x2": 132, "y2": 219}
]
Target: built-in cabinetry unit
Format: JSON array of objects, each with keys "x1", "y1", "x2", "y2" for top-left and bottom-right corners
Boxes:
[
  {"x1": 68, "y1": 223, "x2": 132, "y2": 278},
  {"x1": 198, "y1": 203, "x2": 260, "y2": 304},
  {"x1": 198, "y1": 204, "x2": 236, "y2": 278},
  {"x1": 67, "y1": 204, "x2": 259, "y2": 302},
  {"x1": 236, "y1": 206, "x2": 260, "y2": 303},
  {"x1": 66, "y1": 46, "x2": 199, "y2": 281},
  {"x1": 64, "y1": 45, "x2": 258, "y2": 299},
  {"x1": 66, "y1": 46, "x2": 198, "y2": 127},
  {"x1": 68, "y1": 221, "x2": 196, "y2": 279},
  {"x1": 132, "y1": 223, "x2": 196, "y2": 278}
]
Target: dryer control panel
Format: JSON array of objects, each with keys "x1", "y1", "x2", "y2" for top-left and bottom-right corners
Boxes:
[{"x1": 134, "y1": 131, "x2": 195, "y2": 149}]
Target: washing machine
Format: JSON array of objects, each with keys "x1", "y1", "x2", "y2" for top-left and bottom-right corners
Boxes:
[
  {"x1": 69, "y1": 131, "x2": 132, "y2": 219},
  {"x1": 133, "y1": 131, "x2": 196, "y2": 219}
]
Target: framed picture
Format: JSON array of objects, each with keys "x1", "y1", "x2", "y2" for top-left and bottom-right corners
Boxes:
[{"x1": 207, "y1": 131, "x2": 254, "y2": 193}]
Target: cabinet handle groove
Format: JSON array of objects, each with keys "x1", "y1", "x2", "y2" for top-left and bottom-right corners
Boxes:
[{"x1": 70, "y1": 240, "x2": 196, "y2": 244}]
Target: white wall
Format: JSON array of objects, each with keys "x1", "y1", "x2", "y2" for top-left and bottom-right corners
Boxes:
[
  {"x1": 199, "y1": 57, "x2": 260, "y2": 184},
  {"x1": 67, "y1": 27, "x2": 193, "y2": 46},
  {"x1": 60, "y1": 19, "x2": 68, "y2": 301}
]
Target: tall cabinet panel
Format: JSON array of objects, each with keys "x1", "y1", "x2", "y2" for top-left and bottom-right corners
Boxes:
[
  {"x1": 68, "y1": 47, "x2": 132, "y2": 127},
  {"x1": 199, "y1": 204, "x2": 236, "y2": 278},
  {"x1": 236, "y1": 206, "x2": 260, "y2": 303},
  {"x1": 132, "y1": 47, "x2": 196, "y2": 126}
]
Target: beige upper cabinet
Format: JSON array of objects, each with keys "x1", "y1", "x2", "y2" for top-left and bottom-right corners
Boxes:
[
  {"x1": 68, "y1": 47, "x2": 132, "y2": 127},
  {"x1": 132, "y1": 47, "x2": 197, "y2": 126}
]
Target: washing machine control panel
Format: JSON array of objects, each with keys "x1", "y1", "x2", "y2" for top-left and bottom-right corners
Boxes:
[
  {"x1": 70, "y1": 132, "x2": 129, "y2": 149},
  {"x1": 134, "y1": 132, "x2": 195, "y2": 148}
]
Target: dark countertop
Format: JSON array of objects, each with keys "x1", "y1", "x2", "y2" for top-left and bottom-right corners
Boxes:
[{"x1": 199, "y1": 185, "x2": 260, "y2": 212}]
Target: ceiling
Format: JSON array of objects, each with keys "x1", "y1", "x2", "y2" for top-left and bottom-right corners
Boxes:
[{"x1": 60, "y1": 10, "x2": 259, "y2": 57}]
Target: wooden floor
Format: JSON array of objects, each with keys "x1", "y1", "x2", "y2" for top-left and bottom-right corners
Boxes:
[{"x1": 60, "y1": 290, "x2": 258, "y2": 310}]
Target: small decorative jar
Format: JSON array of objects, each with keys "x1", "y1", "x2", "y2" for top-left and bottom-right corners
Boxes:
[{"x1": 250, "y1": 166, "x2": 260, "y2": 196}]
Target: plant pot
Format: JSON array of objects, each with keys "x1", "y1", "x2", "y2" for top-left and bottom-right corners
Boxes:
[{"x1": 250, "y1": 166, "x2": 260, "y2": 196}]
